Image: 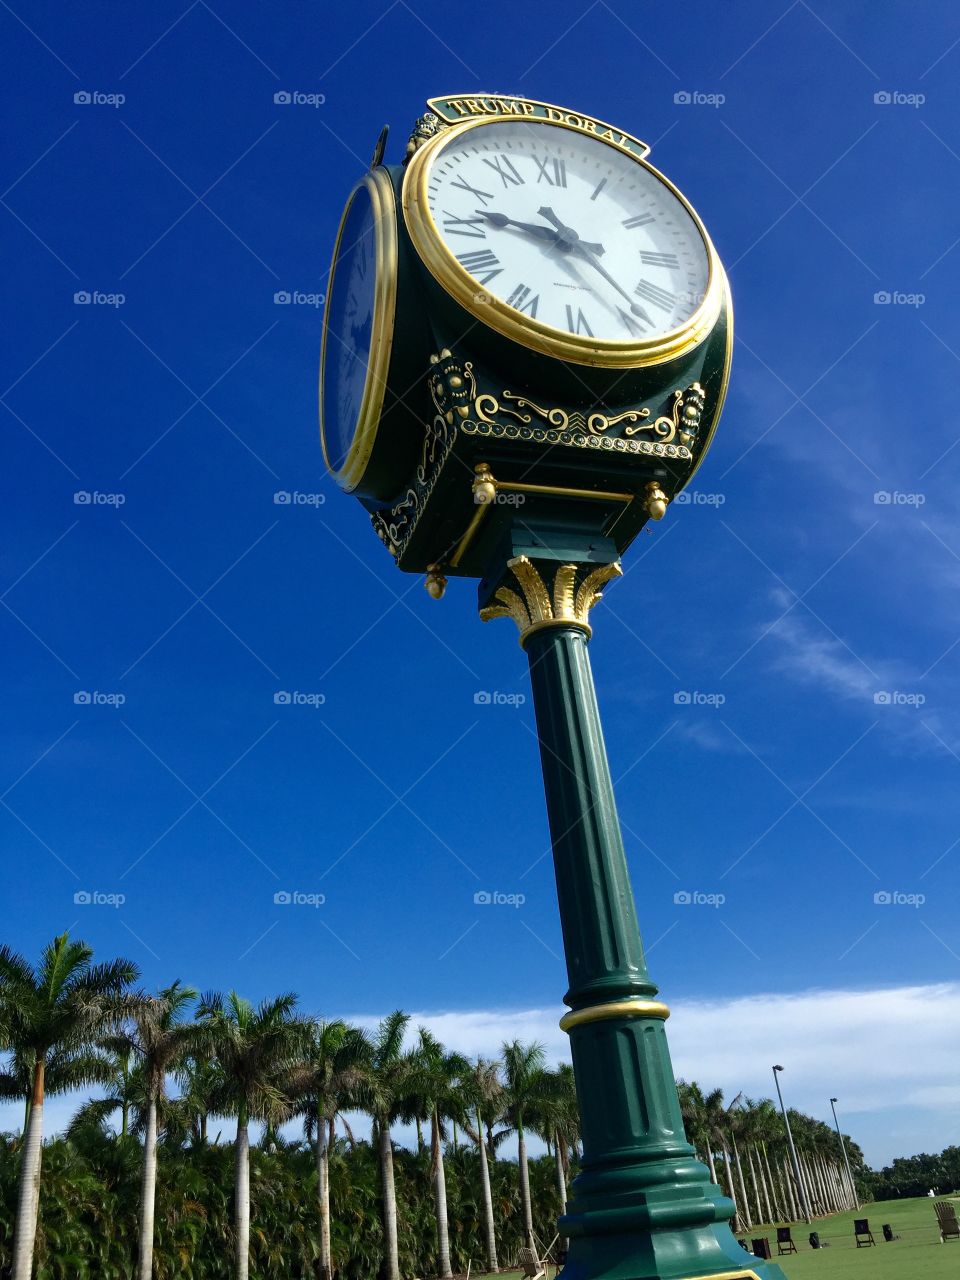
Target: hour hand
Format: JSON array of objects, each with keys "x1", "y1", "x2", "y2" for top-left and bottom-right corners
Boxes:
[
  {"x1": 479, "y1": 208, "x2": 605, "y2": 255},
  {"x1": 536, "y1": 205, "x2": 605, "y2": 255}
]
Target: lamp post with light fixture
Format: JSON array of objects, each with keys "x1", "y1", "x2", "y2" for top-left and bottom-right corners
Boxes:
[
  {"x1": 772, "y1": 1066, "x2": 811, "y2": 1223},
  {"x1": 830, "y1": 1097, "x2": 859, "y2": 1210}
]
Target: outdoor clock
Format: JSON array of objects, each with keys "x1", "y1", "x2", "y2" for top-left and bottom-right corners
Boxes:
[{"x1": 318, "y1": 94, "x2": 733, "y2": 592}]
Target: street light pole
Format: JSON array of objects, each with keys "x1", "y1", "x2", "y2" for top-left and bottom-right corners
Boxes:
[
  {"x1": 830, "y1": 1097, "x2": 859, "y2": 1211},
  {"x1": 772, "y1": 1066, "x2": 811, "y2": 1224}
]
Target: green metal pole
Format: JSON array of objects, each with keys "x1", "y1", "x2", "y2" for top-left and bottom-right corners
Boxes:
[{"x1": 520, "y1": 620, "x2": 786, "y2": 1280}]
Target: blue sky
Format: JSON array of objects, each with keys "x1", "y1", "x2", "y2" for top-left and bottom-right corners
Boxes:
[{"x1": 2, "y1": 0, "x2": 959, "y2": 1168}]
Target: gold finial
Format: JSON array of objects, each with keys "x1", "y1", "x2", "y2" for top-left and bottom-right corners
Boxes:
[
  {"x1": 472, "y1": 462, "x2": 497, "y2": 506},
  {"x1": 425, "y1": 564, "x2": 447, "y2": 599},
  {"x1": 644, "y1": 480, "x2": 669, "y2": 520},
  {"x1": 480, "y1": 557, "x2": 622, "y2": 646}
]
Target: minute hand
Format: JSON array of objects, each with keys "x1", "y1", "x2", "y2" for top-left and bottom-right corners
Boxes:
[{"x1": 537, "y1": 206, "x2": 653, "y2": 324}]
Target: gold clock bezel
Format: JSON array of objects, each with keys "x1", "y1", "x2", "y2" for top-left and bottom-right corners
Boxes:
[
  {"x1": 319, "y1": 167, "x2": 398, "y2": 492},
  {"x1": 402, "y1": 113, "x2": 723, "y2": 369}
]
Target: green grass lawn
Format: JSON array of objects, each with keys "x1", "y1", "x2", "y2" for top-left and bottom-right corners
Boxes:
[
  {"x1": 481, "y1": 1196, "x2": 960, "y2": 1279},
  {"x1": 743, "y1": 1196, "x2": 958, "y2": 1278}
]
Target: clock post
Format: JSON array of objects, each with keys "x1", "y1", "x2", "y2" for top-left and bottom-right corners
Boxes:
[
  {"x1": 478, "y1": 548, "x2": 781, "y2": 1280},
  {"x1": 318, "y1": 93, "x2": 786, "y2": 1280}
]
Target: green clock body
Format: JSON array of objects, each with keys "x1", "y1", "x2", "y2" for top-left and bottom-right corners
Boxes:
[{"x1": 319, "y1": 95, "x2": 733, "y2": 578}]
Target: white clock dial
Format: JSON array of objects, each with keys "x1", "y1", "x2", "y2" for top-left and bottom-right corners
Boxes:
[{"x1": 419, "y1": 119, "x2": 712, "y2": 344}]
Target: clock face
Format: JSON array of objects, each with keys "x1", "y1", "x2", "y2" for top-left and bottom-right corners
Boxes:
[
  {"x1": 407, "y1": 118, "x2": 714, "y2": 355},
  {"x1": 320, "y1": 171, "x2": 397, "y2": 491},
  {"x1": 321, "y1": 185, "x2": 378, "y2": 473}
]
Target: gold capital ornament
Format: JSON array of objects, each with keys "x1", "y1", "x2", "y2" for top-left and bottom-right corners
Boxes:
[{"x1": 480, "y1": 556, "x2": 622, "y2": 646}]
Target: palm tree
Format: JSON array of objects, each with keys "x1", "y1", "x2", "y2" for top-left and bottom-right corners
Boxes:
[
  {"x1": 413, "y1": 1028, "x2": 469, "y2": 1279},
  {"x1": 290, "y1": 1019, "x2": 370, "y2": 1280},
  {"x1": 459, "y1": 1056, "x2": 502, "y2": 1273},
  {"x1": 365, "y1": 1011, "x2": 413, "y2": 1280},
  {"x1": 499, "y1": 1039, "x2": 547, "y2": 1249},
  {"x1": 198, "y1": 991, "x2": 306, "y2": 1280},
  {"x1": 120, "y1": 981, "x2": 198, "y2": 1280},
  {"x1": 67, "y1": 1047, "x2": 139, "y2": 1139},
  {"x1": 0, "y1": 933, "x2": 139, "y2": 1280}
]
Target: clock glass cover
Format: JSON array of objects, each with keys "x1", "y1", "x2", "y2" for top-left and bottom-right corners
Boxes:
[
  {"x1": 320, "y1": 175, "x2": 393, "y2": 486},
  {"x1": 405, "y1": 117, "x2": 718, "y2": 362}
]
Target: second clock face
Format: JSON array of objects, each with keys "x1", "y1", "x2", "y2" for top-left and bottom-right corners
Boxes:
[{"x1": 418, "y1": 118, "x2": 712, "y2": 346}]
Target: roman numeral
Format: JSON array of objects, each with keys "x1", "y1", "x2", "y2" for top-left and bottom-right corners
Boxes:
[
  {"x1": 565, "y1": 305, "x2": 593, "y2": 336},
  {"x1": 617, "y1": 307, "x2": 645, "y2": 335},
  {"x1": 482, "y1": 154, "x2": 524, "y2": 187},
  {"x1": 590, "y1": 177, "x2": 608, "y2": 201},
  {"x1": 635, "y1": 278, "x2": 675, "y2": 311},
  {"x1": 442, "y1": 212, "x2": 487, "y2": 239},
  {"x1": 533, "y1": 156, "x2": 567, "y2": 187},
  {"x1": 623, "y1": 213, "x2": 655, "y2": 229},
  {"x1": 639, "y1": 251, "x2": 679, "y2": 269},
  {"x1": 506, "y1": 283, "x2": 539, "y2": 317},
  {"x1": 450, "y1": 176, "x2": 495, "y2": 205},
  {"x1": 456, "y1": 249, "x2": 503, "y2": 285}
]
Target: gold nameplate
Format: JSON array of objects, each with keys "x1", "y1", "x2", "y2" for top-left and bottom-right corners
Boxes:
[{"x1": 426, "y1": 93, "x2": 651, "y2": 160}]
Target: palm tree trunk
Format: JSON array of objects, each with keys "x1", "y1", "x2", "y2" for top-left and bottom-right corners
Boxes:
[
  {"x1": 415, "y1": 1115, "x2": 424, "y2": 1153},
  {"x1": 753, "y1": 1145, "x2": 772, "y2": 1224},
  {"x1": 719, "y1": 1141, "x2": 739, "y2": 1228},
  {"x1": 476, "y1": 1111, "x2": 498, "y2": 1273},
  {"x1": 234, "y1": 1117, "x2": 250, "y2": 1280},
  {"x1": 136, "y1": 1094, "x2": 158, "y2": 1280},
  {"x1": 517, "y1": 1124, "x2": 535, "y2": 1249},
  {"x1": 316, "y1": 1116, "x2": 332, "y2": 1280},
  {"x1": 432, "y1": 1109, "x2": 453, "y2": 1278},
  {"x1": 12, "y1": 1060, "x2": 45, "y2": 1280},
  {"x1": 746, "y1": 1143, "x2": 763, "y2": 1225},
  {"x1": 731, "y1": 1133, "x2": 752, "y2": 1229},
  {"x1": 760, "y1": 1143, "x2": 779, "y2": 1220},
  {"x1": 554, "y1": 1129, "x2": 567, "y2": 1212},
  {"x1": 782, "y1": 1155, "x2": 798, "y2": 1221},
  {"x1": 705, "y1": 1143, "x2": 719, "y2": 1186},
  {"x1": 379, "y1": 1121, "x2": 400, "y2": 1280}
]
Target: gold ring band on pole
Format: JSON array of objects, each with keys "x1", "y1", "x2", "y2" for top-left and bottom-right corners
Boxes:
[{"x1": 560, "y1": 999, "x2": 671, "y2": 1032}]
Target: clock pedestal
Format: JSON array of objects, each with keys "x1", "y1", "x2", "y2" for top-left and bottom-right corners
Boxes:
[{"x1": 481, "y1": 552, "x2": 785, "y2": 1280}]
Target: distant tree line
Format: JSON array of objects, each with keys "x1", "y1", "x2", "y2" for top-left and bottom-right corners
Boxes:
[
  {"x1": 870, "y1": 1147, "x2": 960, "y2": 1201},
  {"x1": 1, "y1": 934, "x2": 876, "y2": 1280}
]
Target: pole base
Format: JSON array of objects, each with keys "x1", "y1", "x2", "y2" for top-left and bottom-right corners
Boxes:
[{"x1": 559, "y1": 1223, "x2": 788, "y2": 1280}]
